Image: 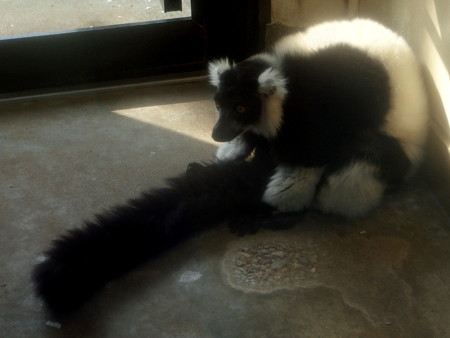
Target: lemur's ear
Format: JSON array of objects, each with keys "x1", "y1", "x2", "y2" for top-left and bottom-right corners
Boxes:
[
  {"x1": 258, "y1": 67, "x2": 287, "y2": 98},
  {"x1": 208, "y1": 58, "x2": 232, "y2": 87}
]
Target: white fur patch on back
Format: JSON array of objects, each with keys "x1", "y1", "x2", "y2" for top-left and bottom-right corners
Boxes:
[
  {"x1": 215, "y1": 134, "x2": 253, "y2": 161},
  {"x1": 208, "y1": 58, "x2": 232, "y2": 87},
  {"x1": 317, "y1": 162, "x2": 385, "y2": 218},
  {"x1": 263, "y1": 166, "x2": 324, "y2": 212}
]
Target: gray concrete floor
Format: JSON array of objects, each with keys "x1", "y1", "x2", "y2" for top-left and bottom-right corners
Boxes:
[
  {"x1": 1, "y1": 82, "x2": 450, "y2": 337},
  {"x1": 1, "y1": 0, "x2": 191, "y2": 37}
]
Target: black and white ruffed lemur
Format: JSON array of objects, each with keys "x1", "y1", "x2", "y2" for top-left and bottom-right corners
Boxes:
[{"x1": 33, "y1": 19, "x2": 428, "y2": 314}]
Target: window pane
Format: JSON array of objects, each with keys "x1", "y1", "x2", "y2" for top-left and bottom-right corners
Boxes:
[{"x1": 0, "y1": 0, "x2": 191, "y2": 37}]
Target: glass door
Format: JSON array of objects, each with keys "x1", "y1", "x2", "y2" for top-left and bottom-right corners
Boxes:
[
  {"x1": 0, "y1": 0, "x2": 269, "y2": 99},
  {"x1": 1, "y1": 0, "x2": 192, "y2": 37}
]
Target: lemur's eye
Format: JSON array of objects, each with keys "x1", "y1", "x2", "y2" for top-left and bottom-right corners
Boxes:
[{"x1": 236, "y1": 105, "x2": 246, "y2": 113}]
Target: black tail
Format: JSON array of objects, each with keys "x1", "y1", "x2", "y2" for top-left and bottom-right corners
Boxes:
[{"x1": 32, "y1": 155, "x2": 277, "y2": 314}]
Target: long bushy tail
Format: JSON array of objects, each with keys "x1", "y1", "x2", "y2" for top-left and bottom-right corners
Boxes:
[{"x1": 32, "y1": 155, "x2": 276, "y2": 314}]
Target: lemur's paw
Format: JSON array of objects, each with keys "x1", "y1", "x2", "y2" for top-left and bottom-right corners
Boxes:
[
  {"x1": 215, "y1": 136, "x2": 252, "y2": 162},
  {"x1": 262, "y1": 166, "x2": 323, "y2": 212}
]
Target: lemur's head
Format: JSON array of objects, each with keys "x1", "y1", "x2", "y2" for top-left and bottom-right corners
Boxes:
[{"x1": 208, "y1": 56, "x2": 287, "y2": 142}]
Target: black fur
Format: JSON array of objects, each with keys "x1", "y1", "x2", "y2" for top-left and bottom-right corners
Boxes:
[
  {"x1": 33, "y1": 148, "x2": 282, "y2": 314},
  {"x1": 275, "y1": 45, "x2": 413, "y2": 190},
  {"x1": 274, "y1": 45, "x2": 391, "y2": 167},
  {"x1": 318, "y1": 131, "x2": 411, "y2": 187}
]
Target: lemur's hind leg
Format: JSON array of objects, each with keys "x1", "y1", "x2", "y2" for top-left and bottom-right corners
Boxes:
[
  {"x1": 262, "y1": 166, "x2": 324, "y2": 212},
  {"x1": 316, "y1": 132, "x2": 411, "y2": 217},
  {"x1": 316, "y1": 161, "x2": 385, "y2": 217}
]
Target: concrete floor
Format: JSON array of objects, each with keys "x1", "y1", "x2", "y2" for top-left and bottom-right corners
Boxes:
[
  {"x1": 1, "y1": 0, "x2": 191, "y2": 37},
  {"x1": 1, "y1": 82, "x2": 450, "y2": 337}
]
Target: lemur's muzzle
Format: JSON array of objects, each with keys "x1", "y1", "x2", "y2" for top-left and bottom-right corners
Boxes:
[{"x1": 212, "y1": 116, "x2": 243, "y2": 142}]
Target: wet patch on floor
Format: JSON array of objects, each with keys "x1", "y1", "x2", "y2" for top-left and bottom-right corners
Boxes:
[
  {"x1": 222, "y1": 233, "x2": 322, "y2": 292},
  {"x1": 223, "y1": 230, "x2": 412, "y2": 326}
]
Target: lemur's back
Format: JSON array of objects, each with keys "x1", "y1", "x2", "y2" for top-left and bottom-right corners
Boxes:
[
  {"x1": 273, "y1": 44, "x2": 391, "y2": 166},
  {"x1": 273, "y1": 19, "x2": 428, "y2": 168}
]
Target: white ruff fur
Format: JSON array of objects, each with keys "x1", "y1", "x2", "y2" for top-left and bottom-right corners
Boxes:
[
  {"x1": 252, "y1": 66, "x2": 287, "y2": 138},
  {"x1": 274, "y1": 18, "x2": 428, "y2": 168},
  {"x1": 263, "y1": 166, "x2": 324, "y2": 212},
  {"x1": 215, "y1": 134, "x2": 253, "y2": 161},
  {"x1": 317, "y1": 162, "x2": 385, "y2": 217},
  {"x1": 208, "y1": 58, "x2": 232, "y2": 87}
]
